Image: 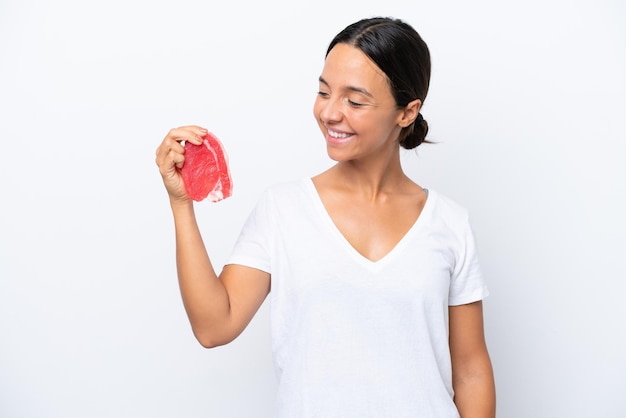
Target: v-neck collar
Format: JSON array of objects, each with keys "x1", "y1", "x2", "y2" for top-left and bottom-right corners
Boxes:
[{"x1": 304, "y1": 178, "x2": 433, "y2": 271}]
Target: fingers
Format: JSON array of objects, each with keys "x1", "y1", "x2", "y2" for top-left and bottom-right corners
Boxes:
[
  {"x1": 155, "y1": 139, "x2": 183, "y2": 175},
  {"x1": 155, "y1": 126, "x2": 210, "y2": 205},
  {"x1": 155, "y1": 125, "x2": 207, "y2": 170},
  {"x1": 165, "y1": 125, "x2": 208, "y2": 146}
]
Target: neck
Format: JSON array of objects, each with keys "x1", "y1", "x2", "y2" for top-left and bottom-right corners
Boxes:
[{"x1": 328, "y1": 147, "x2": 411, "y2": 201}]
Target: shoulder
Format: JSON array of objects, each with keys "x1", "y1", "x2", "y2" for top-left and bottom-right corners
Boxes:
[
  {"x1": 425, "y1": 189, "x2": 476, "y2": 242},
  {"x1": 261, "y1": 178, "x2": 311, "y2": 200},
  {"x1": 255, "y1": 178, "x2": 313, "y2": 211},
  {"x1": 427, "y1": 189, "x2": 470, "y2": 223}
]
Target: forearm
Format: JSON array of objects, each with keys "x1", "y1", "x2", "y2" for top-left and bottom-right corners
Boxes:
[
  {"x1": 170, "y1": 199, "x2": 232, "y2": 346},
  {"x1": 453, "y1": 356, "x2": 496, "y2": 418}
]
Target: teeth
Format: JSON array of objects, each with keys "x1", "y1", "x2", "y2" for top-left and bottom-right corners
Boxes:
[{"x1": 328, "y1": 130, "x2": 351, "y2": 138}]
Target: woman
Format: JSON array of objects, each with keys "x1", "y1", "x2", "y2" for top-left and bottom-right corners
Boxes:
[{"x1": 156, "y1": 17, "x2": 495, "y2": 418}]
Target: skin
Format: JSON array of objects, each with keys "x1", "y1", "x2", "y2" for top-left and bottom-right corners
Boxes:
[
  {"x1": 155, "y1": 42, "x2": 495, "y2": 417},
  {"x1": 312, "y1": 43, "x2": 425, "y2": 262},
  {"x1": 155, "y1": 126, "x2": 270, "y2": 348},
  {"x1": 313, "y1": 44, "x2": 495, "y2": 417}
]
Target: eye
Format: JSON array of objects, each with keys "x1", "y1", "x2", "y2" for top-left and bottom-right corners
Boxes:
[
  {"x1": 347, "y1": 99, "x2": 364, "y2": 107},
  {"x1": 317, "y1": 91, "x2": 330, "y2": 98}
]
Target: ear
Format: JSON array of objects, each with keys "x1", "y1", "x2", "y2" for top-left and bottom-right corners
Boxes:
[{"x1": 398, "y1": 99, "x2": 422, "y2": 128}]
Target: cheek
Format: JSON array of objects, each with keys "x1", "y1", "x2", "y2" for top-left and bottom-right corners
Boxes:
[
  {"x1": 312, "y1": 99, "x2": 324, "y2": 130},
  {"x1": 312, "y1": 97, "x2": 323, "y2": 118},
  {"x1": 313, "y1": 100, "x2": 327, "y2": 129}
]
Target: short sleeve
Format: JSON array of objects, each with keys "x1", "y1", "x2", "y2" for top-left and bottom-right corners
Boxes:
[
  {"x1": 226, "y1": 190, "x2": 274, "y2": 274},
  {"x1": 448, "y1": 216, "x2": 489, "y2": 306}
]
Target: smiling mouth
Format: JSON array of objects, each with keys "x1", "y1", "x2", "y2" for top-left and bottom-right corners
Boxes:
[
  {"x1": 328, "y1": 129, "x2": 352, "y2": 139},
  {"x1": 326, "y1": 128, "x2": 355, "y2": 145}
]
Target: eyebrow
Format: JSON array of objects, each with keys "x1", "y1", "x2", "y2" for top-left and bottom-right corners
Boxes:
[{"x1": 318, "y1": 76, "x2": 374, "y2": 98}]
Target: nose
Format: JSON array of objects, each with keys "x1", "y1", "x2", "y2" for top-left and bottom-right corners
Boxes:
[{"x1": 318, "y1": 95, "x2": 343, "y2": 124}]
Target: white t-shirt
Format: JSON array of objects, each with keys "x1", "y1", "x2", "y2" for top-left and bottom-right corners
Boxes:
[{"x1": 227, "y1": 178, "x2": 489, "y2": 418}]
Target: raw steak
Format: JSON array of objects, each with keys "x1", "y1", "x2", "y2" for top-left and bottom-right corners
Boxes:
[{"x1": 181, "y1": 133, "x2": 232, "y2": 202}]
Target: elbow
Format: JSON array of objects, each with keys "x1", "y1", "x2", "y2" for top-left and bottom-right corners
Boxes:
[
  {"x1": 197, "y1": 336, "x2": 225, "y2": 349},
  {"x1": 193, "y1": 329, "x2": 234, "y2": 349},
  {"x1": 188, "y1": 313, "x2": 243, "y2": 348}
]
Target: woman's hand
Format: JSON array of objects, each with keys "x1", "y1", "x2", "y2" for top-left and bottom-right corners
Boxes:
[{"x1": 155, "y1": 125, "x2": 206, "y2": 202}]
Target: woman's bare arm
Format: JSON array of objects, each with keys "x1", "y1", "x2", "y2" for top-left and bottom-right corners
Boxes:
[
  {"x1": 449, "y1": 301, "x2": 496, "y2": 418},
  {"x1": 156, "y1": 126, "x2": 270, "y2": 348}
]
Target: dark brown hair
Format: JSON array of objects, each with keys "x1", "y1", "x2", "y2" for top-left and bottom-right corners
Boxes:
[{"x1": 327, "y1": 17, "x2": 431, "y2": 149}]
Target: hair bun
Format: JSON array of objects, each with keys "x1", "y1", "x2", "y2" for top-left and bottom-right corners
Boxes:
[{"x1": 400, "y1": 114, "x2": 429, "y2": 150}]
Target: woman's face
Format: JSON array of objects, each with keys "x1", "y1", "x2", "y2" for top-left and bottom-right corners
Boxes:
[{"x1": 313, "y1": 43, "x2": 410, "y2": 162}]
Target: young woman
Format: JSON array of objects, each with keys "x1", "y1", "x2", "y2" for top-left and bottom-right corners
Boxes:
[{"x1": 156, "y1": 17, "x2": 495, "y2": 418}]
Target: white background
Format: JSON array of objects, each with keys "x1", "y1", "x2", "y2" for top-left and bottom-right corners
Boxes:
[{"x1": 1, "y1": 0, "x2": 625, "y2": 417}]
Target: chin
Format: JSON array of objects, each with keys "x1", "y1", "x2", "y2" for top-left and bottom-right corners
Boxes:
[{"x1": 326, "y1": 146, "x2": 355, "y2": 163}]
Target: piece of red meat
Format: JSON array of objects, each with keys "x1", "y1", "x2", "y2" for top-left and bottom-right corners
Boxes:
[{"x1": 181, "y1": 132, "x2": 232, "y2": 202}]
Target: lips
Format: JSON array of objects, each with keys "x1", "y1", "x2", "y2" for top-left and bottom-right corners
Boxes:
[{"x1": 326, "y1": 128, "x2": 354, "y2": 144}]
